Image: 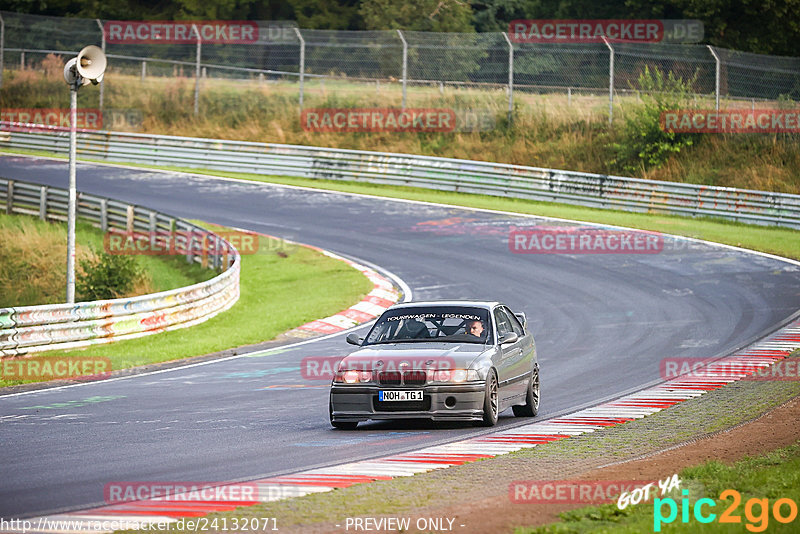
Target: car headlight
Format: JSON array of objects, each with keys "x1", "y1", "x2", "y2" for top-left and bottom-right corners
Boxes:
[
  {"x1": 334, "y1": 370, "x2": 373, "y2": 383},
  {"x1": 430, "y1": 369, "x2": 480, "y2": 383}
]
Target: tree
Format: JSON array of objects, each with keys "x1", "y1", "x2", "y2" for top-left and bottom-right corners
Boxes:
[
  {"x1": 360, "y1": 0, "x2": 474, "y2": 31},
  {"x1": 288, "y1": 0, "x2": 363, "y2": 29}
]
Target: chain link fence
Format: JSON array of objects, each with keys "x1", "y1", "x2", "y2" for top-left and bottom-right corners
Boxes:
[{"x1": 1, "y1": 10, "x2": 799, "y2": 121}]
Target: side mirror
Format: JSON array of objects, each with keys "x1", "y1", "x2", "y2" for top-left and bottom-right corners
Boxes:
[
  {"x1": 346, "y1": 333, "x2": 363, "y2": 346},
  {"x1": 500, "y1": 332, "x2": 519, "y2": 345}
]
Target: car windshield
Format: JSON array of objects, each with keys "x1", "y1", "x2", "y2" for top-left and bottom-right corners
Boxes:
[{"x1": 364, "y1": 306, "x2": 493, "y2": 345}]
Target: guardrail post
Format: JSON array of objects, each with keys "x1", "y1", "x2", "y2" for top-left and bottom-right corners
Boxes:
[
  {"x1": 192, "y1": 24, "x2": 201, "y2": 116},
  {"x1": 293, "y1": 28, "x2": 305, "y2": 110},
  {"x1": 502, "y1": 32, "x2": 514, "y2": 124},
  {"x1": 6, "y1": 180, "x2": 13, "y2": 214},
  {"x1": 602, "y1": 37, "x2": 614, "y2": 126},
  {"x1": 186, "y1": 232, "x2": 195, "y2": 265},
  {"x1": 213, "y1": 235, "x2": 221, "y2": 270},
  {"x1": 95, "y1": 19, "x2": 106, "y2": 110},
  {"x1": 100, "y1": 198, "x2": 108, "y2": 232},
  {"x1": 39, "y1": 186, "x2": 47, "y2": 221},
  {"x1": 397, "y1": 30, "x2": 407, "y2": 110},
  {"x1": 126, "y1": 205, "x2": 134, "y2": 232},
  {"x1": 707, "y1": 45, "x2": 720, "y2": 111},
  {"x1": 149, "y1": 211, "x2": 157, "y2": 251},
  {"x1": 0, "y1": 14, "x2": 5, "y2": 89}
]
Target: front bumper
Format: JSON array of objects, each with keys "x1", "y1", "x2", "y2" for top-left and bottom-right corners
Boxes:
[{"x1": 330, "y1": 382, "x2": 486, "y2": 422}]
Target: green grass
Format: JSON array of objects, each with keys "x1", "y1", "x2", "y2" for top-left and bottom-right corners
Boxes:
[
  {"x1": 516, "y1": 444, "x2": 800, "y2": 533},
  {"x1": 202, "y1": 169, "x2": 800, "y2": 261},
  {"x1": 2, "y1": 149, "x2": 797, "y2": 261},
  {"x1": 0, "y1": 223, "x2": 374, "y2": 388}
]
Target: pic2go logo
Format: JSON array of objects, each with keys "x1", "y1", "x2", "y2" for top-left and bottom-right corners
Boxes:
[{"x1": 654, "y1": 489, "x2": 798, "y2": 532}]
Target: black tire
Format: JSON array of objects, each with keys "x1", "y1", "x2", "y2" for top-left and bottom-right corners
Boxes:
[
  {"x1": 477, "y1": 370, "x2": 499, "y2": 426},
  {"x1": 330, "y1": 399, "x2": 358, "y2": 430},
  {"x1": 513, "y1": 366, "x2": 540, "y2": 417}
]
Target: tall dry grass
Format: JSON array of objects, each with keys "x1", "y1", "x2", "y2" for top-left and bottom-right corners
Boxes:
[
  {"x1": 2, "y1": 68, "x2": 798, "y2": 193},
  {"x1": 0, "y1": 214, "x2": 154, "y2": 307}
]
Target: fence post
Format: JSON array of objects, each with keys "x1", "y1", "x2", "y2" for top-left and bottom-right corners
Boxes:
[
  {"x1": 192, "y1": 24, "x2": 201, "y2": 116},
  {"x1": 20, "y1": 50, "x2": 24, "y2": 69},
  {"x1": 0, "y1": 13, "x2": 5, "y2": 89},
  {"x1": 602, "y1": 36, "x2": 614, "y2": 126},
  {"x1": 502, "y1": 32, "x2": 514, "y2": 124},
  {"x1": 397, "y1": 29, "x2": 407, "y2": 109},
  {"x1": 95, "y1": 19, "x2": 106, "y2": 110},
  {"x1": 39, "y1": 186, "x2": 47, "y2": 221},
  {"x1": 293, "y1": 27, "x2": 305, "y2": 110},
  {"x1": 141, "y1": 60, "x2": 146, "y2": 81},
  {"x1": 126, "y1": 205, "x2": 135, "y2": 232},
  {"x1": 707, "y1": 44, "x2": 720, "y2": 111}
]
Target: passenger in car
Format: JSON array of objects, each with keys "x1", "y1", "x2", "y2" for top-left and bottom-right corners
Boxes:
[{"x1": 397, "y1": 318, "x2": 431, "y2": 339}]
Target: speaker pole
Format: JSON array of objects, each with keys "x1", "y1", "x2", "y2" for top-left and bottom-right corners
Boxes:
[
  {"x1": 66, "y1": 82, "x2": 78, "y2": 303},
  {"x1": 63, "y1": 45, "x2": 107, "y2": 304}
]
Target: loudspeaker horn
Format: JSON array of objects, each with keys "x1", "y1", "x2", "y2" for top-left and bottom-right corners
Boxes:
[{"x1": 76, "y1": 45, "x2": 107, "y2": 85}]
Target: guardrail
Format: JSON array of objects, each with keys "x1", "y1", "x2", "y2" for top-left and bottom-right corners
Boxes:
[
  {"x1": 0, "y1": 176, "x2": 240, "y2": 357},
  {"x1": 2, "y1": 122, "x2": 799, "y2": 229}
]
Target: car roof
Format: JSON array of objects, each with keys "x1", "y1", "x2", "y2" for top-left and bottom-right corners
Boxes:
[{"x1": 388, "y1": 300, "x2": 500, "y2": 310}]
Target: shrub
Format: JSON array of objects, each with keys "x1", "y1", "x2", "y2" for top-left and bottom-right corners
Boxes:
[
  {"x1": 77, "y1": 248, "x2": 145, "y2": 301},
  {"x1": 610, "y1": 66, "x2": 700, "y2": 175}
]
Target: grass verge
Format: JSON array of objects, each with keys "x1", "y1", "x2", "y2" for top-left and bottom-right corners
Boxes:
[
  {"x1": 0, "y1": 222, "x2": 374, "y2": 388},
  {"x1": 517, "y1": 444, "x2": 800, "y2": 533},
  {"x1": 190, "y1": 168, "x2": 800, "y2": 261},
  {"x1": 4, "y1": 150, "x2": 794, "y2": 262}
]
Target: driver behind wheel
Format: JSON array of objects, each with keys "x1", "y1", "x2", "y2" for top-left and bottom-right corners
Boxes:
[{"x1": 466, "y1": 319, "x2": 485, "y2": 339}]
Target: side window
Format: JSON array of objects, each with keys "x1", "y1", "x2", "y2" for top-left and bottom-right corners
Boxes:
[
  {"x1": 493, "y1": 308, "x2": 513, "y2": 338},
  {"x1": 503, "y1": 307, "x2": 525, "y2": 336}
]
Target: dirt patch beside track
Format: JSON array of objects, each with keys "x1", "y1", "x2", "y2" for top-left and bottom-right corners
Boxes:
[{"x1": 419, "y1": 394, "x2": 800, "y2": 533}]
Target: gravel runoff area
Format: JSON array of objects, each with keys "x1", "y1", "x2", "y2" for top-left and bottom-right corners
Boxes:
[{"x1": 206, "y1": 352, "x2": 800, "y2": 534}]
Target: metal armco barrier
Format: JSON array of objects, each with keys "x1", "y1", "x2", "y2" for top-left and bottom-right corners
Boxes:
[
  {"x1": 2, "y1": 122, "x2": 799, "y2": 229},
  {"x1": 0, "y1": 176, "x2": 240, "y2": 357}
]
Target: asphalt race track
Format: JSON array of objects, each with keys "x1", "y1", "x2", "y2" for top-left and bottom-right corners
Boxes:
[{"x1": 2, "y1": 155, "x2": 799, "y2": 518}]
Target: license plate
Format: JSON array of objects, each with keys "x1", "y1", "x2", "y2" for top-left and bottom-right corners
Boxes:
[{"x1": 379, "y1": 390, "x2": 423, "y2": 402}]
